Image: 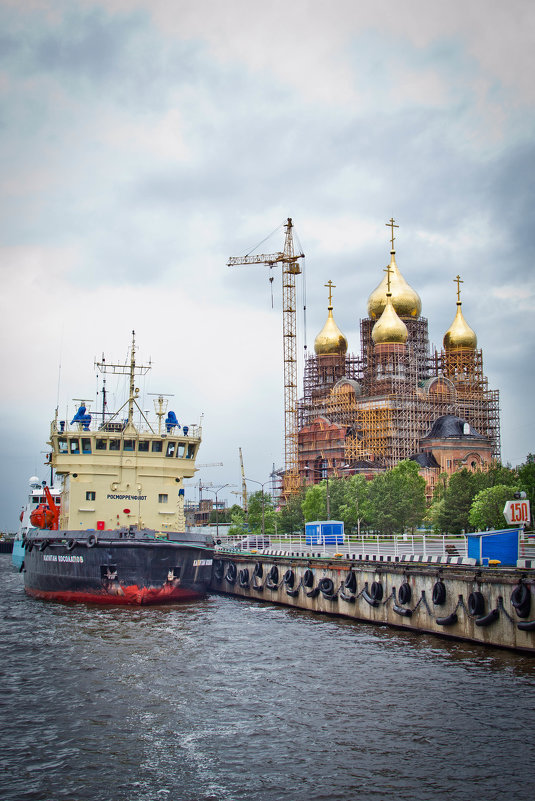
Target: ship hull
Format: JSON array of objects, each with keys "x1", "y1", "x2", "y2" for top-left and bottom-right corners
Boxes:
[{"x1": 23, "y1": 530, "x2": 213, "y2": 606}]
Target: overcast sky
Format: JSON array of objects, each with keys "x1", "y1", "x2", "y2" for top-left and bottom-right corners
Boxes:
[{"x1": 1, "y1": 0, "x2": 534, "y2": 529}]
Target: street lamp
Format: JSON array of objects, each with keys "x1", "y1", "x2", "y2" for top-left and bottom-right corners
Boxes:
[
  {"x1": 203, "y1": 484, "x2": 229, "y2": 539},
  {"x1": 244, "y1": 477, "x2": 270, "y2": 537}
]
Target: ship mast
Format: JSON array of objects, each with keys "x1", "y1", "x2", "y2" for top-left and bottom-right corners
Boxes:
[{"x1": 95, "y1": 331, "x2": 152, "y2": 429}]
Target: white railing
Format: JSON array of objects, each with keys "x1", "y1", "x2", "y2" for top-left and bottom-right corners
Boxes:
[{"x1": 216, "y1": 533, "x2": 468, "y2": 557}]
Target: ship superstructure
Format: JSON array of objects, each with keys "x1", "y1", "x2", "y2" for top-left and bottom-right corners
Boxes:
[{"x1": 49, "y1": 332, "x2": 200, "y2": 534}]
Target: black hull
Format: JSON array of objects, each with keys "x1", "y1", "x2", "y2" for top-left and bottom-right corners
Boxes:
[{"x1": 23, "y1": 530, "x2": 214, "y2": 605}]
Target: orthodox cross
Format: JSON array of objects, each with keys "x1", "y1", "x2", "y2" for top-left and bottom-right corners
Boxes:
[
  {"x1": 386, "y1": 217, "x2": 399, "y2": 250},
  {"x1": 454, "y1": 274, "x2": 463, "y2": 302},
  {"x1": 384, "y1": 263, "x2": 393, "y2": 295},
  {"x1": 325, "y1": 279, "x2": 336, "y2": 307}
]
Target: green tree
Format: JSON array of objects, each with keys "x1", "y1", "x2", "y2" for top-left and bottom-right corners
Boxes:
[
  {"x1": 518, "y1": 455, "x2": 535, "y2": 527},
  {"x1": 228, "y1": 505, "x2": 247, "y2": 537},
  {"x1": 276, "y1": 489, "x2": 305, "y2": 535},
  {"x1": 338, "y1": 474, "x2": 370, "y2": 535},
  {"x1": 368, "y1": 460, "x2": 426, "y2": 536},
  {"x1": 473, "y1": 464, "x2": 517, "y2": 494},
  {"x1": 438, "y1": 468, "x2": 477, "y2": 534},
  {"x1": 301, "y1": 483, "x2": 327, "y2": 522},
  {"x1": 247, "y1": 490, "x2": 275, "y2": 536},
  {"x1": 469, "y1": 484, "x2": 520, "y2": 531}
]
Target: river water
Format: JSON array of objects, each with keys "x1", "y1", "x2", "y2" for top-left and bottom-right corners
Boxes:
[{"x1": 1, "y1": 555, "x2": 534, "y2": 801}]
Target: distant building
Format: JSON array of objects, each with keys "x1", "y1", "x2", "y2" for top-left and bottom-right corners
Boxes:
[{"x1": 297, "y1": 221, "x2": 499, "y2": 499}]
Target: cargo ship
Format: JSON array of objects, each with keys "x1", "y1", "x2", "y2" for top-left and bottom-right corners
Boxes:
[{"x1": 22, "y1": 333, "x2": 214, "y2": 604}]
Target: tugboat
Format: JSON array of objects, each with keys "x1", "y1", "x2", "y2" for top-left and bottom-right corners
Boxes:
[{"x1": 23, "y1": 332, "x2": 214, "y2": 604}]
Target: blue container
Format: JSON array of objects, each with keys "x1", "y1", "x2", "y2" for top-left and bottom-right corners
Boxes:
[
  {"x1": 305, "y1": 520, "x2": 344, "y2": 546},
  {"x1": 467, "y1": 528, "x2": 520, "y2": 566}
]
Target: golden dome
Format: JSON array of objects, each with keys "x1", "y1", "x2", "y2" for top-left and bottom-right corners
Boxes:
[
  {"x1": 443, "y1": 302, "x2": 477, "y2": 350},
  {"x1": 367, "y1": 251, "x2": 422, "y2": 319},
  {"x1": 371, "y1": 294, "x2": 408, "y2": 345},
  {"x1": 314, "y1": 280, "x2": 348, "y2": 356},
  {"x1": 314, "y1": 308, "x2": 348, "y2": 356}
]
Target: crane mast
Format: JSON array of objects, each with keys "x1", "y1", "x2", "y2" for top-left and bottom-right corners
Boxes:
[{"x1": 228, "y1": 218, "x2": 304, "y2": 499}]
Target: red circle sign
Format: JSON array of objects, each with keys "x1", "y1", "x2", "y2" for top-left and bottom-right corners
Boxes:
[{"x1": 123, "y1": 508, "x2": 131, "y2": 514}]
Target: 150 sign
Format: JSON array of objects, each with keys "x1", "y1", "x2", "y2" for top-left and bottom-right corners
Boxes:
[{"x1": 503, "y1": 500, "x2": 531, "y2": 525}]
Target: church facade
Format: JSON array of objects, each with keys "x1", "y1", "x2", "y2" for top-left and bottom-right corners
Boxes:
[{"x1": 297, "y1": 220, "x2": 500, "y2": 500}]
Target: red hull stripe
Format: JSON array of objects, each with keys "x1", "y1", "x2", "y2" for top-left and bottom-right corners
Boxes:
[{"x1": 25, "y1": 583, "x2": 205, "y2": 606}]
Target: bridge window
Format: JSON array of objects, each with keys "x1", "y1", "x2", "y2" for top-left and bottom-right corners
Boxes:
[
  {"x1": 187, "y1": 444, "x2": 196, "y2": 459},
  {"x1": 138, "y1": 441, "x2": 149, "y2": 452},
  {"x1": 58, "y1": 439, "x2": 68, "y2": 454},
  {"x1": 109, "y1": 439, "x2": 120, "y2": 451},
  {"x1": 158, "y1": 493, "x2": 168, "y2": 503},
  {"x1": 86, "y1": 491, "x2": 96, "y2": 501},
  {"x1": 177, "y1": 444, "x2": 185, "y2": 457},
  {"x1": 152, "y1": 441, "x2": 163, "y2": 453},
  {"x1": 166, "y1": 442, "x2": 176, "y2": 457},
  {"x1": 81, "y1": 438, "x2": 91, "y2": 454},
  {"x1": 96, "y1": 439, "x2": 107, "y2": 450},
  {"x1": 69, "y1": 439, "x2": 80, "y2": 454},
  {"x1": 124, "y1": 440, "x2": 135, "y2": 452}
]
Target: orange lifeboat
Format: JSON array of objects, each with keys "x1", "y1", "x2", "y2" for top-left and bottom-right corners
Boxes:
[{"x1": 30, "y1": 486, "x2": 60, "y2": 530}]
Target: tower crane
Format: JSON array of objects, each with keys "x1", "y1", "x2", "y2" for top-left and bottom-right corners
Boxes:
[{"x1": 228, "y1": 219, "x2": 304, "y2": 499}]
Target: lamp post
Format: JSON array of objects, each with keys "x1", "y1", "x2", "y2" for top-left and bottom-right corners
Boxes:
[
  {"x1": 244, "y1": 477, "x2": 270, "y2": 537},
  {"x1": 203, "y1": 484, "x2": 229, "y2": 539}
]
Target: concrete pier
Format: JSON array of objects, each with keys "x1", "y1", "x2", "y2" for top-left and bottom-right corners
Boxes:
[{"x1": 210, "y1": 551, "x2": 535, "y2": 654}]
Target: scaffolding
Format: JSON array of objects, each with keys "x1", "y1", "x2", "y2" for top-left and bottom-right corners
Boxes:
[{"x1": 297, "y1": 311, "x2": 501, "y2": 478}]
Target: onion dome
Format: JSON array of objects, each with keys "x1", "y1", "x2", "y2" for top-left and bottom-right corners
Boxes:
[
  {"x1": 368, "y1": 250, "x2": 422, "y2": 320},
  {"x1": 443, "y1": 276, "x2": 477, "y2": 350},
  {"x1": 371, "y1": 293, "x2": 408, "y2": 345},
  {"x1": 314, "y1": 281, "x2": 348, "y2": 356}
]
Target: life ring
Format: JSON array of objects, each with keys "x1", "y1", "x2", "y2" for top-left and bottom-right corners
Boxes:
[
  {"x1": 87, "y1": 534, "x2": 98, "y2": 548},
  {"x1": 344, "y1": 572, "x2": 357, "y2": 593},
  {"x1": 238, "y1": 568, "x2": 250, "y2": 588},
  {"x1": 432, "y1": 581, "x2": 446, "y2": 606},
  {"x1": 398, "y1": 582, "x2": 412, "y2": 606},
  {"x1": 370, "y1": 581, "x2": 383, "y2": 602},
  {"x1": 511, "y1": 583, "x2": 531, "y2": 617},
  {"x1": 66, "y1": 539, "x2": 76, "y2": 551},
  {"x1": 468, "y1": 591, "x2": 485, "y2": 617},
  {"x1": 283, "y1": 569, "x2": 295, "y2": 588},
  {"x1": 303, "y1": 569, "x2": 314, "y2": 588},
  {"x1": 225, "y1": 562, "x2": 237, "y2": 584},
  {"x1": 318, "y1": 577, "x2": 336, "y2": 599},
  {"x1": 253, "y1": 562, "x2": 263, "y2": 578},
  {"x1": 38, "y1": 540, "x2": 49, "y2": 552}
]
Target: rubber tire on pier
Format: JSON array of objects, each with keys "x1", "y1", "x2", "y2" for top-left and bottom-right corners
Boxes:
[
  {"x1": 238, "y1": 568, "x2": 250, "y2": 589},
  {"x1": 344, "y1": 572, "x2": 357, "y2": 593},
  {"x1": 266, "y1": 565, "x2": 279, "y2": 590},
  {"x1": 370, "y1": 581, "x2": 383, "y2": 602},
  {"x1": 468, "y1": 591, "x2": 485, "y2": 617},
  {"x1": 436, "y1": 612, "x2": 458, "y2": 626},
  {"x1": 253, "y1": 562, "x2": 263, "y2": 578},
  {"x1": 398, "y1": 582, "x2": 412, "y2": 606},
  {"x1": 213, "y1": 560, "x2": 224, "y2": 582},
  {"x1": 362, "y1": 583, "x2": 379, "y2": 607},
  {"x1": 432, "y1": 581, "x2": 447, "y2": 606},
  {"x1": 511, "y1": 583, "x2": 531, "y2": 618},
  {"x1": 475, "y1": 609, "x2": 499, "y2": 627},
  {"x1": 393, "y1": 604, "x2": 413, "y2": 618},
  {"x1": 517, "y1": 619, "x2": 535, "y2": 631},
  {"x1": 283, "y1": 569, "x2": 295, "y2": 588},
  {"x1": 303, "y1": 569, "x2": 314, "y2": 588},
  {"x1": 318, "y1": 577, "x2": 337, "y2": 600},
  {"x1": 225, "y1": 562, "x2": 237, "y2": 585}
]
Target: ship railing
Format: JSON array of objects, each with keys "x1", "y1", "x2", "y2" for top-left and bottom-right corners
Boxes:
[{"x1": 54, "y1": 417, "x2": 201, "y2": 439}]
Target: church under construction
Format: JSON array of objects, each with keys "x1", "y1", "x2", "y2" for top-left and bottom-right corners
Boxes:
[{"x1": 297, "y1": 219, "x2": 500, "y2": 500}]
